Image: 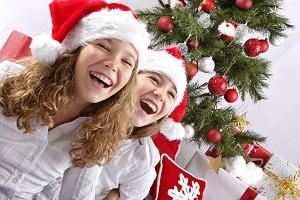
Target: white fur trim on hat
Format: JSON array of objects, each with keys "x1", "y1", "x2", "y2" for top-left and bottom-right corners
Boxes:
[
  {"x1": 139, "y1": 49, "x2": 187, "y2": 111},
  {"x1": 160, "y1": 118, "x2": 186, "y2": 140}
]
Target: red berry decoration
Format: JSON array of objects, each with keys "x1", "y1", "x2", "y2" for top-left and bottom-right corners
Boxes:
[
  {"x1": 186, "y1": 62, "x2": 198, "y2": 78},
  {"x1": 259, "y1": 38, "x2": 269, "y2": 53},
  {"x1": 224, "y1": 88, "x2": 238, "y2": 103},
  {"x1": 206, "y1": 128, "x2": 222, "y2": 143},
  {"x1": 235, "y1": 0, "x2": 253, "y2": 11},
  {"x1": 208, "y1": 75, "x2": 228, "y2": 95},
  {"x1": 201, "y1": 0, "x2": 216, "y2": 13},
  {"x1": 189, "y1": 39, "x2": 199, "y2": 48},
  {"x1": 244, "y1": 38, "x2": 261, "y2": 57},
  {"x1": 158, "y1": 16, "x2": 174, "y2": 33}
]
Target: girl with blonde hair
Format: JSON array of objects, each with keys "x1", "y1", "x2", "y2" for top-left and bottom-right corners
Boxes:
[{"x1": 0, "y1": 0, "x2": 150, "y2": 198}]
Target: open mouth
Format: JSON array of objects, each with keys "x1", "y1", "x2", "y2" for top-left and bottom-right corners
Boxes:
[
  {"x1": 90, "y1": 72, "x2": 112, "y2": 88},
  {"x1": 140, "y1": 99, "x2": 157, "y2": 114}
]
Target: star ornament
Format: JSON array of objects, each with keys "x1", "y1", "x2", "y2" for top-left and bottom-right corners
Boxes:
[
  {"x1": 234, "y1": 112, "x2": 250, "y2": 131},
  {"x1": 207, "y1": 155, "x2": 225, "y2": 174}
]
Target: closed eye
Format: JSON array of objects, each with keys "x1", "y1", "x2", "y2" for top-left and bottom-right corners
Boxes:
[
  {"x1": 97, "y1": 44, "x2": 109, "y2": 51},
  {"x1": 149, "y1": 76, "x2": 159, "y2": 84},
  {"x1": 122, "y1": 59, "x2": 133, "y2": 67},
  {"x1": 168, "y1": 91, "x2": 176, "y2": 99}
]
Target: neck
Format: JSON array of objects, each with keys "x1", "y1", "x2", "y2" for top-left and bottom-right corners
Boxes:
[{"x1": 51, "y1": 100, "x2": 91, "y2": 128}]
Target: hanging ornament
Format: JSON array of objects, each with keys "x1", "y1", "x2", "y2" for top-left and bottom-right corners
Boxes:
[
  {"x1": 235, "y1": 0, "x2": 253, "y2": 11},
  {"x1": 208, "y1": 75, "x2": 228, "y2": 95},
  {"x1": 207, "y1": 155, "x2": 226, "y2": 174},
  {"x1": 224, "y1": 88, "x2": 238, "y2": 103},
  {"x1": 198, "y1": 0, "x2": 216, "y2": 14},
  {"x1": 269, "y1": 34, "x2": 285, "y2": 46},
  {"x1": 198, "y1": 56, "x2": 215, "y2": 73},
  {"x1": 177, "y1": 43, "x2": 188, "y2": 55},
  {"x1": 158, "y1": 16, "x2": 174, "y2": 33},
  {"x1": 235, "y1": 23, "x2": 248, "y2": 40},
  {"x1": 197, "y1": 11, "x2": 211, "y2": 28},
  {"x1": 183, "y1": 124, "x2": 195, "y2": 139},
  {"x1": 218, "y1": 21, "x2": 238, "y2": 42},
  {"x1": 183, "y1": 53, "x2": 192, "y2": 63},
  {"x1": 206, "y1": 128, "x2": 222, "y2": 143},
  {"x1": 244, "y1": 38, "x2": 261, "y2": 57},
  {"x1": 185, "y1": 62, "x2": 198, "y2": 78},
  {"x1": 188, "y1": 39, "x2": 200, "y2": 48},
  {"x1": 233, "y1": 112, "x2": 250, "y2": 131},
  {"x1": 259, "y1": 38, "x2": 269, "y2": 53},
  {"x1": 170, "y1": 0, "x2": 186, "y2": 8}
]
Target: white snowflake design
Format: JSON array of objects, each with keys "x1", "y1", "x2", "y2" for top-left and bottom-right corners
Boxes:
[{"x1": 167, "y1": 173, "x2": 201, "y2": 200}]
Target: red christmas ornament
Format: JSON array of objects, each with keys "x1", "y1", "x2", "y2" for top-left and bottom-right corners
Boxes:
[
  {"x1": 189, "y1": 39, "x2": 199, "y2": 48},
  {"x1": 186, "y1": 62, "x2": 198, "y2": 78},
  {"x1": 158, "y1": 16, "x2": 174, "y2": 33},
  {"x1": 206, "y1": 128, "x2": 222, "y2": 143},
  {"x1": 259, "y1": 38, "x2": 269, "y2": 53},
  {"x1": 201, "y1": 0, "x2": 216, "y2": 13},
  {"x1": 244, "y1": 38, "x2": 261, "y2": 57},
  {"x1": 235, "y1": 0, "x2": 253, "y2": 11},
  {"x1": 208, "y1": 75, "x2": 228, "y2": 95},
  {"x1": 224, "y1": 88, "x2": 238, "y2": 103}
]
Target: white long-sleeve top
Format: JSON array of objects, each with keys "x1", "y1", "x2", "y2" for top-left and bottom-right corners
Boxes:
[
  {"x1": 0, "y1": 61, "x2": 89, "y2": 199},
  {"x1": 58, "y1": 137, "x2": 160, "y2": 200}
]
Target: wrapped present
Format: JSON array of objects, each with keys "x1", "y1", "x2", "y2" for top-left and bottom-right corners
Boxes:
[
  {"x1": 205, "y1": 144, "x2": 220, "y2": 158},
  {"x1": 253, "y1": 153, "x2": 300, "y2": 199},
  {"x1": 0, "y1": 30, "x2": 32, "y2": 61},
  {"x1": 241, "y1": 143, "x2": 272, "y2": 168}
]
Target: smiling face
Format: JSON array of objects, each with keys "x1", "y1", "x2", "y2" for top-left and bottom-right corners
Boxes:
[
  {"x1": 73, "y1": 38, "x2": 138, "y2": 107},
  {"x1": 133, "y1": 72, "x2": 177, "y2": 127}
]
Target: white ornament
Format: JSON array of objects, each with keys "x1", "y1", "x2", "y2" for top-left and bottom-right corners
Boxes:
[
  {"x1": 183, "y1": 124, "x2": 195, "y2": 139},
  {"x1": 177, "y1": 43, "x2": 188, "y2": 55},
  {"x1": 168, "y1": 173, "x2": 201, "y2": 199},
  {"x1": 198, "y1": 56, "x2": 215, "y2": 73},
  {"x1": 269, "y1": 34, "x2": 285, "y2": 46},
  {"x1": 197, "y1": 11, "x2": 211, "y2": 28},
  {"x1": 223, "y1": 156, "x2": 248, "y2": 178},
  {"x1": 235, "y1": 23, "x2": 248, "y2": 40}
]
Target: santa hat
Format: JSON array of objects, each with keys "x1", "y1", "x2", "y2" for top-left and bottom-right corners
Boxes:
[
  {"x1": 218, "y1": 21, "x2": 238, "y2": 41},
  {"x1": 30, "y1": 0, "x2": 150, "y2": 66},
  {"x1": 139, "y1": 46, "x2": 187, "y2": 112}
]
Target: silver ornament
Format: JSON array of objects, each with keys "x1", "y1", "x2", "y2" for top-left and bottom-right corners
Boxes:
[
  {"x1": 177, "y1": 43, "x2": 188, "y2": 55},
  {"x1": 197, "y1": 11, "x2": 211, "y2": 28},
  {"x1": 269, "y1": 34, "x2": 285, "y2": 46},
  {"x1": 183, "y1": 124, "x2": 195, "y2": 139},
  {"x1": 235, "y1": 23, "x2": 248, "y2": 40},
  {"x1": 198, "y1": 56, "x2": 215, "y2": 73}
]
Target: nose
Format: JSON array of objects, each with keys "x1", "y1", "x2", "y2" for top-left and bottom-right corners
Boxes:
[
  {"x1": 154, "y1": 88, "x2": 166, "y2": 102},
  {"x1": 104, "y1": 59, "x2": 117, "y2": 72}
]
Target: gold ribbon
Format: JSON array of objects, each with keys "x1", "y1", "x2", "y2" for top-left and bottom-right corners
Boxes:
[{"x1": 263, "y1": 169, "x2": 300, "y2": 200}]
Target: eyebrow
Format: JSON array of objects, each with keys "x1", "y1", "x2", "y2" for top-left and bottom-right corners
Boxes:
[
  {"x1": 106, "y1": 38, "x2": 138, "y2": 63},
  {"x1": 157, "y1": 73, "x2": 177, "y2": 93}
]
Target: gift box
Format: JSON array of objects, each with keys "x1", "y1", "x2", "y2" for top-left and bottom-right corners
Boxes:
[
  {"x1": 0, "y1": 30, "x2": 32, "y2": 61},
  {"x1": 205, "y1": 144, "x2": 220, "y2": 158},
  {"x1": 241, "y1": 143, "x2": 272, "y2": 168},
  {"x1": 252, "y1": 153, "x2": 300, "y2": 200}
]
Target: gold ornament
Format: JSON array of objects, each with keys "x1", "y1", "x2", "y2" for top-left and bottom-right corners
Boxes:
[
  {"x1": 263, "y1": 169, "x2": 300, "y2": 200},
  {"x1": 207, "y1": 155, "x2": 225, "y2": 174},
  {"x1": 234, "y1": 112, "x2": 250, "y2": 131}
]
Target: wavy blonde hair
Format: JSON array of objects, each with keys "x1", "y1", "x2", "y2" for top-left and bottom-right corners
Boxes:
[{"x1": 0, "y1": 47, "x2": 137, "y2": 168}]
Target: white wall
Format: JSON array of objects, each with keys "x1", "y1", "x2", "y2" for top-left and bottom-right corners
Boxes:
[{"x1": 1, "y1": 0, "x2": 299, "y2": 166}]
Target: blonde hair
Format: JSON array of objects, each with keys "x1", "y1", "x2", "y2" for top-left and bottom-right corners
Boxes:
[{"x1": 0, "y1": 47, "x2": 137, "y2": 168}]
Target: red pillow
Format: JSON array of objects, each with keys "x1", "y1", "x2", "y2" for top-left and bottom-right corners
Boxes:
[{"x1": 153, "y1": 154, "x2": 206, "y2": 200}]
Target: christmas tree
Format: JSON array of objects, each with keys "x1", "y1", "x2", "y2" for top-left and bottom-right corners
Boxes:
[{"x1": 137, "y1": 0, "x2": 293, "y2": 160}]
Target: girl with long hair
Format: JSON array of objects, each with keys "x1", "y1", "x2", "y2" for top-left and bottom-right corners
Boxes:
[{"x1": 0, "y1": 0, "x2": 150, "y2": 198}]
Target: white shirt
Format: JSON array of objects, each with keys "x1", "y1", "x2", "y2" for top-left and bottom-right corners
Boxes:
[
  {"x1": 58, "y1": 137, "x2": 160, "y2": 200},
  {"x1": 0, "y1": 61, "x2": 89, "y2": 199}
]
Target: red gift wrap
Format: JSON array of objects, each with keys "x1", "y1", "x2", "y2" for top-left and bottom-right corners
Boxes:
[
  {"x1": 205, "y1": 144, "x2": 220, "y2": 158},
  {"x1": 241, "y1": 143, "x2": 272, "y2": 168},
  {"x1": 240, "y1": 187, "x2": 259, "y2": 200},
  {"x1": 0, "y1": 30, "x2": 32, "y2": 61}
]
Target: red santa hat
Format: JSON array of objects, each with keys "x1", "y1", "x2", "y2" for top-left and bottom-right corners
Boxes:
[
  {"x1": 139, "y1": 46, "x2": 187, "y2": 112},
  {"x1": 30, "y1": 0, "x2": 150, "y2": 66}
]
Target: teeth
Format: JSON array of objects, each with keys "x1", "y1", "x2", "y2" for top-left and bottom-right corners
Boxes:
[
  {"x1": 141, "y1": 99, "x2": 157, "y2": 113},
  {"x1": 90, "y1": 72, "x2": 112, "y2": 86}
]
